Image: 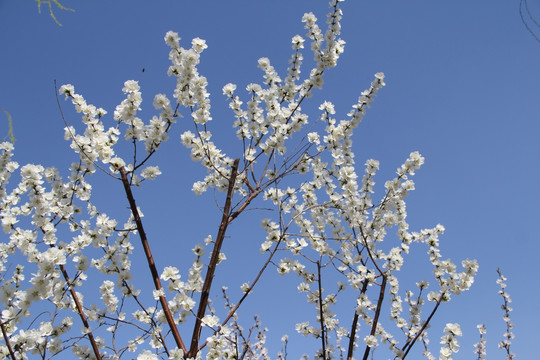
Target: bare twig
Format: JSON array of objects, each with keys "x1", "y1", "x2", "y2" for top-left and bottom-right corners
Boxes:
[{"x1": 520, "y1": 0, "x2": 540, "y2": 43}]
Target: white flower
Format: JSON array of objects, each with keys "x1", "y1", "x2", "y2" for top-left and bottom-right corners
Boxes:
[
  {"x1": 122, "y1": 80, "x2": 140, "y2": 93},
  {"x1": 164, "y1": 31, "x2": 180, "y2": 48},
  {"x1": 319, "y1": 101, "x2": 335, "y2": 114},
  {"x1": 41, "y1": 247, "x2": 66, "y2": 265},
  {"x1": 444, "y1": 323, "x2": 462, "y2": 336},
  {"x1": 141, "y1": 166, "x2": 162, "y2": 180},
  {"x1": 291, "y1": 35, "x2": 305, "y2": 49},
  {"x1": 191, "y1": 37, "x2": 208, "y2": 53},
  {"x1": 137, "y1": 350, "x2": 158, "y2": 360},
  {"x1": 240, "y1": 283, "x2": 250, "y2": 293},
  {"x1": 108, "y1": 157, "x2": 126, "y2": 170},
  {"x1": 439, "y1": 346, "x2": 452, "y2": 360},
  {"x1": 152, "y1": 289, "x2": 164, "y2": 300},
  {"x1": 374, "y1": 72, "x2": 385, "y2": 85},
  {"x1": 169, "y1": 348, "x2": 184, "y2": 360},
  {"x1": 307, "y1": 132, "x2": 320, "y2": 144},
  {"x1": 364, "y1": 335, "x2": 378, "y2": 348},
  {"x1": 180, "y1": 131, "x2": 196, "y2": 146},
  {"x1": 59, "y1": 84, "x2": 74, "y2": 98},
  {"x1": 161, "y1": 266, "x2": 180, "y2": 281},
  {"x1": 201, "y1": 314, "x2": 219, "y2": 327},
  {"x1": 222, "y1": 83, "x2": 237, "y2": 97}
]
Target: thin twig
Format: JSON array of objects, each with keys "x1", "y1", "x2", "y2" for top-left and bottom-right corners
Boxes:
[{"x1": 520, "y1": 0, "x2": 540, "y2": 43}]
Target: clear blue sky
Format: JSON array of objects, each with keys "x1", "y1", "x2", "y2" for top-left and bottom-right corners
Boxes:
[{"x1": 1, "y1": 0, "x2": 539, "y2": 359}]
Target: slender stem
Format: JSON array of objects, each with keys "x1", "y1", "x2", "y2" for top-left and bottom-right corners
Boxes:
[
  {"x1": 187, "y1": 159, "x2": 240, "y2": 358},
  {"x1": 316, "y1": 261, "x2": 327, "y2": 360},
  {"x1": 401, "y1": 293, "x2": 444, "y2": 359},
  {"x1": 122, "y1": 280, "x2": 169, "y2": 355},
  {"x1": 362, "y1": 275, "x2": 386, "y2": 360},
  {"x1": 119, "y1": 167, "x2": 187, "y2": 354},
  {"x1": 0, "y1": 315, "x2": 18, "y2": 360}
]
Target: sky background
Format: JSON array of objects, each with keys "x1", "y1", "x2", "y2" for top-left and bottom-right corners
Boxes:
[{"x1": 1, "y1": 0, "x2": 539, "y2": 359}]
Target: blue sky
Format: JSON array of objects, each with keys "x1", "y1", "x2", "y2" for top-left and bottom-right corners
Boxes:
[{"x1": 1, "y1": 0, "x2": 539, "y2": 358}]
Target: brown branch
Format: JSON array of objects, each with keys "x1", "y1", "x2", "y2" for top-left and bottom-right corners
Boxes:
[
  {"x1": 42, "y1": 224, "x2": 102, "y2": 359},
  {"x1": 197, "y1": 235, "x2": 282, "y2": 352},
  {"x1": 119, "y1": 167, "x2": 187, "y2": 354},
  {"x1": 187, "y1": 158, "x2": 240, "y2": 358},
  {"x1": 0, "y1": 315, "x2": 18, "y2": 360},
  {"x1": 229, "y1": 187, "x2": 263, "y2": 221},
  {"x1": 58, "y1": 264, "x2": 102, "y2": 360},
  {"x1": 347, "y1": 280, "x2": 369, "y2": 360},
  {"x1": 197, "y1": 162, "x2": 302, "y2": 352},
  {"x1": 257, "y1": 149, "x2": 275, "y2": 188},
  {"x1": 316, "y1": 261, "x2": 327, "y2": 360},
  {"x1": 401, "y1": 292, "x2": 445, "y2": 359},
  {"x1": 362, "y1": 274, "x2": 386, "y2": 360}
]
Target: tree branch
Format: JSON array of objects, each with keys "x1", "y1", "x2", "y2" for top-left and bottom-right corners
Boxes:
[
  {"x1": 362, "y1": 274, "x2": 386, "y2": 360},
  {"x1": 0, "y1": 314, "x2": 18, "y2": 360},
  {"x1": 58, "y1": 263, "x2": 102, "y2": 360},
  {"x1": 119, "y1": 166, "x2": 187, "y2": 354},
  {"x1": 316, "y1": 261, "x2": 327, "y2": 360},
  {"x1": 401, "y1": 292, "x2": 445, "y2": 359},
  {"x1": 188, "y1": 158, "x2": 240, "y2": 358},
  {"x1": 198, "y1": 233, "x2": 283, "y2": 352},
  {"x1": 347, "y1": 280, "x2": 369, "y2": 360}
]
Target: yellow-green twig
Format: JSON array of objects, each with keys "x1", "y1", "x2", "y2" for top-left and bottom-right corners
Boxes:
[
  {"x1": 0, "y1": 109, "x2": 15, "y2": 144},
  {"x1": 35, "y1": 0, "x2": 74, "y2": 26}
]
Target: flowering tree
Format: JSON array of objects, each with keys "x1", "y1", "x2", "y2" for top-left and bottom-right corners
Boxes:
[{"x1": 0, "y1": 1, "x2": 514, "y2": 359}]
